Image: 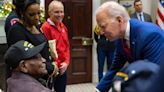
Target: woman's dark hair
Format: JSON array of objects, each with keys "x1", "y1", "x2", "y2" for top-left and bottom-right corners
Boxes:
[
  {"x1": 14, "y1": 0, "x2": 40, "y2": 19},
  {"x1": 12, "y1": 0, "x2": 16, "y2": 6}
]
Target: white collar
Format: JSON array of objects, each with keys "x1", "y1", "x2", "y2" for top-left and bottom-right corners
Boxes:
[
  {"x1": 136, "y1": 12, "x2": 143, "y2": 16},
  {"x1": 47, "y1": 18, "x2": 55, "y2": 26},
  {"x1": 124, "y1": 21, "x2": 130, "y2": 41}
]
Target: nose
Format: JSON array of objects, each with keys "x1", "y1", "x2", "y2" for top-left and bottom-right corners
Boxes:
[
  {"x1": 34, "y1": 14, "x2": 40, "y2": 20},
  {"x1": 41, "y1": 57, "x2": 46, "y2": 63}
]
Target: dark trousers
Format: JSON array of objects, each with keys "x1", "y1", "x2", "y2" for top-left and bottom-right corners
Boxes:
[
  {"x1": 53, "y1": 72, "x2": 67, "y2": 92},
  {"x1": 97, "y1": 48, "x2": 114, "y2": 81}
]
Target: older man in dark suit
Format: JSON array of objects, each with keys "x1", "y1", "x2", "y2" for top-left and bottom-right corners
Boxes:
[
  {"x1": 130, "y1": 0, "x2": 152, "y2": 22},
  {"x1": 94, "y1": 1, "x2": 164, "y2": 92}
]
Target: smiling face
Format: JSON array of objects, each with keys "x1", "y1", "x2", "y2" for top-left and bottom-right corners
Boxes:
[
  {"x1": 96, "y1": 11, "x2": 124, "y2": 41},
  {"x1": 20, "y1": 54, "x2": 47, "y2": 78},
  {"x1": 24, "y1": 3, "x2": 40, "y2": 26},
  {"x1": 49, "y1": 2, "x2": 64, "y2": 24}
]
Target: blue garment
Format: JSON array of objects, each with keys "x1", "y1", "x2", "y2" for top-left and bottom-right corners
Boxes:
[
  {"x1": 130, "y1": 12, "x2": 152, "y2": 22},
  {"x1": 94, "y1": 33, "x2": 115, "y2": 81},
  {"x1": 144, "y1": 48, "x2": 164, "y2": 92},
  {"x1": 97, "y1": 46, "x2": 115, "y2": 81},
  {"x1": 96, "y1": 19, "x2": 164, "y2": 92}
]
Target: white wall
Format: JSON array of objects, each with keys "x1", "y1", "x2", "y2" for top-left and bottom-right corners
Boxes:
[
  {"x1": 142, "y1": 0, "x2": 158, "y2": 22},
  {"x1": 40, "y1": 0, "x2": 45, "y2": 9},
  {"x1": 92, "y1": 0, "x2": 101, "y2": 83},
  {"x1": 142, "y1": 0, "x2": 152, "y2": 14}
]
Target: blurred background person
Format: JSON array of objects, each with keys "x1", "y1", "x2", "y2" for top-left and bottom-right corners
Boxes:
[
  {"x1": 94, "y1": 25, "x2": 115, "y2": 82},
  {"x1": 41, "y1": 1, "x2": 70, "y2": 92},
  {"x1": 4, "y1": 0, "x2": 19, "y2": 36},
  {"x1": 130, "y1": 0, "x2": 152, "y2": 22},
  {"x1": 94, "y1": 1, "x2": 164, "y2": 92}
]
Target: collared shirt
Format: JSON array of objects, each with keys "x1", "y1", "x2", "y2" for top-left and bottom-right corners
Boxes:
[
  {"x1": 41, "y1": 18, "x2": 70, "y2": 66},
  {"x1": 136, "y1": 12, "x2": 144, "y2": 21},
  {"x1": 95, "y1": 88, "x2": 101, "y2": 92},
  {"x1": 124, "y1": 21, "x2": 130, "y2": 48},
  {"x1": 124, "y1": 21, "x2": 130, "y2": 41}
]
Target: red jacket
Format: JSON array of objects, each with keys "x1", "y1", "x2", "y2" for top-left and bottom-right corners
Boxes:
[{"x1": 41, "y1": 19, "x2": 70, "y2": 66}]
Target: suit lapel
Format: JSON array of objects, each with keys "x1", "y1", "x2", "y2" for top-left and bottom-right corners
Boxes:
[{"x1": 134, "y1": 12, "x2": 138, "y2": 19}]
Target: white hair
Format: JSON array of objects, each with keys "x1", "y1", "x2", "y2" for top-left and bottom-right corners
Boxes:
[
  {"x1": 48, "y1": 0, "x2": 64, "y2": 12},
  {"x1": 96, "y1": 1, "x2": 130, "y2": 21}
]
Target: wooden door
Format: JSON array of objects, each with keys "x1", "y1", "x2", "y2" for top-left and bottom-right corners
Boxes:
[{"x1": 45, "y1": 0, "x2": 92, "y2": 84}]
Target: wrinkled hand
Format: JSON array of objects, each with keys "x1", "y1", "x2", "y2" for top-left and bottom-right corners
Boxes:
[
  {"x1": 93, "y1": 88, "x2": 100, "y2": 92},
  {"x1": 59, "y1": 62, "x2": 68, "y2": 75},
  {"x1": 92, "y1": 89, "x2": 97, "y2": 92}
]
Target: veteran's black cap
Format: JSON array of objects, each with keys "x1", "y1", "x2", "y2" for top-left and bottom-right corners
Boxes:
[
  {"x1": 4, "y1": 40, "x2": 46, "y2": 69},
  {"x1": 113, "y1": 60, "x2": 159, "y2": 92}
]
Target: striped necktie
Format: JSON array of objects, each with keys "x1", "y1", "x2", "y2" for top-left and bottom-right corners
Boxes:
[{"x1": 122, "y1": 39, "x2": 132, "y2": 60}]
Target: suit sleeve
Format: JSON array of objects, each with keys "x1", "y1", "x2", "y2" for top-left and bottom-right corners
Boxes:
[
  {"x1": 144, "y1": 47, "x2": 164, "y2": 92},
  {"x1": 142, "y1": 32, "x2": 164, "y2": 64},
  {"x1": 130, "y1": 13, "x2": 137, "y2": 19},
  {"x1": 96, "y1": 43, "x2": 127, "y2": 92}
]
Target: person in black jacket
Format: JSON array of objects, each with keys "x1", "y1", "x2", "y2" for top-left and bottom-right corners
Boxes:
[
  {"x1": 4, "y1": 0, "x2": 19, "y2": 41},
  {"x1": 94, "y1": 25, "x2": 115, "y2": 81}
]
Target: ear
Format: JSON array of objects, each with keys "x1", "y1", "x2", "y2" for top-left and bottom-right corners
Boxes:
[
  {"x1": 116, "y1": 16, "x2": 123, "y2": 23},
  {"x1": 19, "y1": 60, "x2": 28, "y2": 73}
]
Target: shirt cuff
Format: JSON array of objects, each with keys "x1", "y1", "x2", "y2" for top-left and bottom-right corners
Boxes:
[{"x1": 95, "y1": 88, "x2": 101, "y2": 92}]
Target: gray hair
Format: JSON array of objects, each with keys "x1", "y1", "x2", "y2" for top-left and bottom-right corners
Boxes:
[
  {"x1": 48, "y1": 0, "x2": 64, "y2": 12},
  {"x1": 96, "y1": 1, "x2": 130, "y2": 22}
]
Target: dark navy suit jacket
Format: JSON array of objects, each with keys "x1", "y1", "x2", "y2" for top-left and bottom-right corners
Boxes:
[
  {"x1": 96, "y1": 19, "x2": 164, "y2": 92},
  {"x1": 130, "y1": 12, "x2": 152, "y2": 22},
  {"x1": 144, "y1": 48, "x2": 164, "y2": 92}
]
